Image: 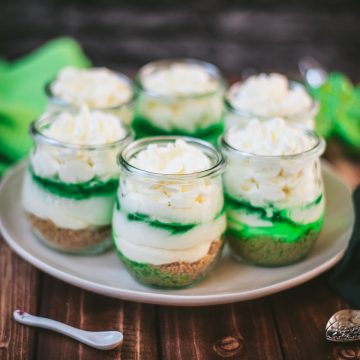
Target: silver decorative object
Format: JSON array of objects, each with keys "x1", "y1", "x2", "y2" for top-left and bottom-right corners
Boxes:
[{"x1": 326, "y1": 310, "x2": 360, "y2": 342}]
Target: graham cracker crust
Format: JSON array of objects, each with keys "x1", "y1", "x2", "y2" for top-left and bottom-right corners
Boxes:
[{"x1": 26, "y1": 212, "x2": 111, "y2": 253}]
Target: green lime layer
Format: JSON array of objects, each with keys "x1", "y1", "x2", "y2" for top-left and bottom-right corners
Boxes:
[
  {"x1": 30, "y1": 167, "x2": 118, "y2": 200},
  {"x1": 227, "y1": 212, "x2": 324, "y2": 243},
  {"x1": 116, "y1": 198, "x2": 225, "y2": 235},
  {"x1": 133, "y1": 115, "x2": 224, "y2": 139}
]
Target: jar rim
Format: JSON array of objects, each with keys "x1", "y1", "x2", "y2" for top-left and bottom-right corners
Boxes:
[
  {"x1": 225, "y1": 79, "x2": 318, "y2": 120},
  {"x1": 30, "y1": 111, "x2": 134, "y2": 150},
  {"x1": 220, "y1": 124, "x2": 326, "y2": 160},
  {"x1": 119, "y1": 136, "x2": 225, "y2": 180},
  {"x1": 135, "y1": 58, "x2": 227, "y2": 100},
  {"x1": 45, "y1": 69, "x2": 136, "y2": 110}
]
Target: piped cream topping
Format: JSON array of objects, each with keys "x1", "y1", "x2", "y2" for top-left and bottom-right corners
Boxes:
[
  {"x1": 141, "y1": 62, "x2": 218, "y2": 96},
  {"x1": 42, "y1": 105, "x2": 126, "y2": 146},
  {"x1": 226, "y1": 117, "x2": 316, "y2": 156},
  {"x1": 31, "y1": 106, "x2": 129, "y2": 182},
  {"x1": 228, "y1": 73, "x2": 312, "y2": 117},
  {"x1": 223, "y1": 118, "x2": 324, "y2": 210},
  {"x1": 129, "y1": 139, "x2": 211, "y2": 174},
  {"x1": 121, "y1": 139, "x2": 223, "y2": 223},
  {"x1": 51, "y1": 67, "x2": 133, "y2": 108}
]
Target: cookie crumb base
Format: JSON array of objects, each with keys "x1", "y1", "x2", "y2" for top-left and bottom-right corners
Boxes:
[
  {"x1": 27, "y1": 212, "x2": 111, "y2": 254},
  {"x1": 117, "y1": 239, "x2": 223, "y2": 289},
  {"x1": 228, "y1": 230, "x2": 320, "y2": 267}
]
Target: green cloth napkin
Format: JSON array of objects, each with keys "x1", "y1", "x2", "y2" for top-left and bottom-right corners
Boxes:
[
  {"x1": 329, "y1": 186, "x2": 360, "y2": 308},
  {"x1": 309, "y1": 73, "x2": 360, "y2": 152},
  {"x1": 0, "y1": 37, "x2": 91, "y2": 175}
]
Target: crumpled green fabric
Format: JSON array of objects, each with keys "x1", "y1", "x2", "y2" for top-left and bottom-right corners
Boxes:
[
  {"x1": 309, "y1": 73, "x2": 360, "y2": 152},
  {"x1": 0, "y1": 37, "x2": 91, "y2": 175}
]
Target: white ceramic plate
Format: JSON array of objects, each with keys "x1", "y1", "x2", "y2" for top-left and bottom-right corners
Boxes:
[{"x1": 0, "y1": 162, "x2": 354, "y2": 306}]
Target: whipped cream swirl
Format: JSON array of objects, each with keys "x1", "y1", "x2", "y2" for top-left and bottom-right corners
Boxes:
[
  {"x1": 120, "y1": 139, "x2": 224, "y2": 223},
  {"x1": 226, "y1": 73, "x2": 316, "y2": 130},
  {"x1": 51, "y1": 67, "x2": 133, "y2": 108},
  {"x1": 141, "y1": 62, "x2": 219, "y2": 96},
  {"x1": 223, "y1": 118, "x2": 324, "y2": 210},
  {"x1": 31, "y1": 106, "x2": 130, "y2": 183}
]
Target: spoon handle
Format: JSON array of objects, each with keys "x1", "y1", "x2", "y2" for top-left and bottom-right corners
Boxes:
[{"x1": 14, "y1": 310, "x2": 96, "y2": 347}]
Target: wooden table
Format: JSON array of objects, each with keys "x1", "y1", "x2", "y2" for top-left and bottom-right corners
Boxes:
[{"x1": 0, "y1": 142, "x2": 359, "y2": 360}]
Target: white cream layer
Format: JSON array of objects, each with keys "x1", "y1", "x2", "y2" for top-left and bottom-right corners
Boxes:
[
  {"x1": 138, "y1": 63, "x2": 223, "y2": 133},
  {"x1": 113, "y1": 209, "x2": 226, "y2": 250},
  {"x1": 23, "y1": 173, "x2": 114, "y2": 230},
  {"x1": 51, "y1": 67, "x2": 133, "y2": 108},
  {"x1": 227, "y1": 198, "x2": 324, "y2": 227},
  {"x1": 113, "y1": 211, "x2": 225, "y2": 265},
  {"x1": 32, "y1": 106, "x2": 128, "y2": 183},
  {"x1": 138, "y1": 95, "x2": 223, "y2": 133},
  {"x1": 224, "y1": 118, "x2": 323, "y2": 210}
]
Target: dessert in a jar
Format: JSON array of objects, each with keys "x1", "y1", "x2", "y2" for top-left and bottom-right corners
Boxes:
[
  {"x1": 221, "y1": 117, "x2": 325, "y2": 266},
  {"x1": 113, "y1": 137, "x2": 226, "y2": 288},
  {"x1": 46, "y1": 66, "x2": 135, "y2": 124},
  {"x1": 23, "y1": 105, "x2": 133, "y2": 254},
  {"x1": 134, "y1": 59, "x2": 226, "y2": 143},
  {"x1": 225, "y1": 73, "x2": 318, "y2": 130}
]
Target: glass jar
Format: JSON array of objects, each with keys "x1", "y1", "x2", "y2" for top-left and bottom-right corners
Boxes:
[
  {"x1": 22, "y1": 112, "x2": 133, "y2": 254},
  {"x1": 45, "y1": 71, "x2": 135, "y2": 125},
  {"x1": 112, "y1": 136, "x2": 226, "y2": 289},
  {"x1": 220, "y1": 125, "x2": 326, "y2": 266},
  {"x1": 133, "y1": 59, "x2": 226, "y2": 143},
  {"x1": 225, "y1": 80, "x2": 319, "y2": 130}
]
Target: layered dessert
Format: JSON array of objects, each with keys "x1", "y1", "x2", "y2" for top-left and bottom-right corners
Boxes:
[
  {"x1": 47, "y1": 66, "x2": 135, "y2": 124},
  {"x1": 221, "y1": 117, "x2": 325, "y2": 266},
  {"x1": 225, "y1": 73, "x2": 317, "y2": 129},
  {"x1": 23, "y1": 105, "x2": 133, "y2": 254},
  {"x1": 113, "y1": 138, "x2": 226, "y2": 288},
  {"x1": 134, "y1": 59, "x2": 225, "y2": 142}
]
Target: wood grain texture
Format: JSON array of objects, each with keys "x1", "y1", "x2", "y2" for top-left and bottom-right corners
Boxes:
[
  {"x1": 0, "y1": 237, "x2": 39, "y2": 360},
  {"x1": 36, "y1": 274, "x2": 158, "y2": 360},
  {"x1": 1, "y1": 1, "x2": 359, "y2": 77},
  {"x1": 271, "y1": 275, "x2": 350, "y2": 360},
  {"x1": 158, "y1": 299, "x2": 283, "y2": 359}
]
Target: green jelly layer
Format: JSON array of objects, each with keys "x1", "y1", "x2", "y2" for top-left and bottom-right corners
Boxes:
[
  {"x1": 133, "y1": 115, "x2": 224, "y2": 140},
  {"x1": 225, "y1": 193, "x2": 324, "y2": 243},
  {"x1": 116, "y1": 199, "x2": 225, "y2": 235},
  {"x1": 227, "y1": 214, "x2": 324, "y2": 243},
  {"x1": 30, "y1": 168, "x2": 118, "y2": 200}
]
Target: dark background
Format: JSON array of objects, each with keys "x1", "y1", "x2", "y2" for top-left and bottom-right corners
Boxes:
[{"x1": 1, "y1": 0, "x2": 360, "y2": 78}]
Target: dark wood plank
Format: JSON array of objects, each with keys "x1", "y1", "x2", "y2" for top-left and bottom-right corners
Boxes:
[
  {"x1": 0, "y1": 4, "x2": 359, "y2": 77},
  {"x1": 0, "y1": 237, "x2": 39, "y2": 360},
  {"x1": 36, "y1": 274, "x2": 158, "y2": 360},
  {"x1": 158, "y1": 299, "x2": 283, "y2": 360},
  {"x1": 270, "y1": 275, "x2": 354, "y2": 360}
]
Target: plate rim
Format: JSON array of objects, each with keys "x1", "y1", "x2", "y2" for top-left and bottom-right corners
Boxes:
[{"x1": 0, "y1": 161, "x2": 353, "y2": 306}]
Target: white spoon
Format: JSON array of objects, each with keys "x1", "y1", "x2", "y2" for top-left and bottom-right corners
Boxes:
[{"x1": 13, "y1": 310, "x2": 123, "y2": 350}]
